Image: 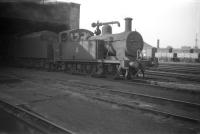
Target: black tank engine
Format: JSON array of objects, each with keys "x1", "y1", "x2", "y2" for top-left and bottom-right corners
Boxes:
[{"x1": 10, "y1": 17, "x2": 145, "y2": 79}]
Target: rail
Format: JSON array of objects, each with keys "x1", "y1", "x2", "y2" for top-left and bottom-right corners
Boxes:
[{"x1": 0, "y1": 99, "x2": 75, "y2": 134}]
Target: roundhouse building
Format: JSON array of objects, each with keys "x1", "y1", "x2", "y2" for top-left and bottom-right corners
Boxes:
[{"x1": 0, "y1": 0, "x2": 80, "y2": 64}]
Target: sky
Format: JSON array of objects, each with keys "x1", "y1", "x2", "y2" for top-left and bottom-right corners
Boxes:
[{"x1": 57, "y1": 0, "x2": 199, "y2": 48}]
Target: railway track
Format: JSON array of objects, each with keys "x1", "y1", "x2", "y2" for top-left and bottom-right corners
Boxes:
[
  {"x1": 66, "y1": 81, "x2": 200, "y2": 123},
  {"x1": 145, "y1": 70, "x2": 200, "y2": 82},
  {"x1": 0, "y1": 99, "x2": 74, "y2": 134},
  {"x1": 149, "y1": 62, "x2": 200, "y2": 75},
  {"x1": 145, "y1": 62, "x2": 200, "y2": 82},
  {"x1": 2, "y1": 68, "x2": 200, "y2": 125},
  {"x1": 150, "y1": 68, "x2": 200, "y2": 75},
  {"x1": 92, "y1": 96, "x2": 200, "y2": 123}
]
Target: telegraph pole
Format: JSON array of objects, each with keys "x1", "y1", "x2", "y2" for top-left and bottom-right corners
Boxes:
[
  {"x1": 195, "y1": 33, "x2": 198, "y2": 49},
  {"x1": 195, "y1": 0, "x2": 199, "y2": 49}
]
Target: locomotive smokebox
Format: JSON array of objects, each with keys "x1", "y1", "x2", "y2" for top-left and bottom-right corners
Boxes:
[{"x1": 124, "y1": 17, "x2": 132, "y2": 32}]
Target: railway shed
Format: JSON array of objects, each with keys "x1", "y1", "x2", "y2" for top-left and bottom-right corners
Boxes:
[
  {"x1": 0, "y1": 0, "x2": 80, "y2": 64},
  {"x1": 142, "y1": 42, "x2": 157, "y2": 59}
]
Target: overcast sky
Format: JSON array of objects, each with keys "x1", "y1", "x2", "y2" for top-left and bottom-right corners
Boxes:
[{"x1": 58, "y1": 0, "x2": 199, "y2": 48}]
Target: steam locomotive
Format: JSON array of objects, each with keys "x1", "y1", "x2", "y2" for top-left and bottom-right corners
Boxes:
[{"x1": 10, "y1": 17, "x2": 146, "y2": 79}]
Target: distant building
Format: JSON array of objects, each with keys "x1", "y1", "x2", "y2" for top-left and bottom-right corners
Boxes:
[{"x1": 142, "y1": 42, "x2": 157, "y2": 59}]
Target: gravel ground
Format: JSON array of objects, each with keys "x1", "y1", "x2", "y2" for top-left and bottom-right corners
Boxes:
[{"x1": 0, "y1": 67, "x2": 199, "y2": 134}]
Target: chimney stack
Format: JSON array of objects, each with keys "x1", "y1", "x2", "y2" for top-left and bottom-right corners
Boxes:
[
  {"x1": 124, "y1": 17, "x2": 132, "y2": 32},
  {"x1": 157, "y1": 39, "x2": 160, "y2": 48}
]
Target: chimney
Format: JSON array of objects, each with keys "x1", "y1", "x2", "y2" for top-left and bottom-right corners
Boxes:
[
  {"x1": 124, "y1": 17, "x2": 132, "y2": 32},
  {"x1": 157, "y1": 39, "x2": 160, "y2": 48}
]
